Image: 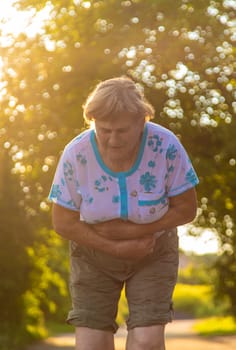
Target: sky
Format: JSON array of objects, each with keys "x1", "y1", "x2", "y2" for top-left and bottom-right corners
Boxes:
[{"x1": 0, "y1": 1, "x2": 220, "y2": 256}]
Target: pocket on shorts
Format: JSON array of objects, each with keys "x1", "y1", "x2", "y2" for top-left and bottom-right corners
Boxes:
[
  {"x1": 70, "y1": 241, "x2": 82, "y2": 257},
  {"x1": 70, "y1": 241, "x2": 97, "y2": 264}
]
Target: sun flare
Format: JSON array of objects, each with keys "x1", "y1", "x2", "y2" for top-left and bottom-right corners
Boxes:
[{"x1": 0, "y1": 0, "x2": 51, "y2": 42}]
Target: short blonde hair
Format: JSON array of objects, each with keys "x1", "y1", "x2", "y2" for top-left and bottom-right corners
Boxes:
[{"x1": 83, "y1": 76, "x2": 154, "y2": 124}]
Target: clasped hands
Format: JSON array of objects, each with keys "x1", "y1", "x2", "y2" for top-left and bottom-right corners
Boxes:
[{"x1": 92, "y1": 218, "x2": 157, "y2": 260}]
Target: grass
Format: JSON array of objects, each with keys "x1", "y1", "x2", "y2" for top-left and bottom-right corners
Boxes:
[{"x1": 194, "y1": 316, "x2": 236, "y2": 336}]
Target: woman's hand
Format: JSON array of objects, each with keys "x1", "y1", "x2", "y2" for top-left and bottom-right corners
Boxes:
[
  {"x1": 93, "y1": 188, "x2": 197, "y2": 240},
  {"x1": 52, "y1": 203, "x2": 155, "y2": 259},
  {"x1": 113, "y1": 235, "x2": 156, "y2": 260},
  {"x1": 93, "y1": 219, "x2": 143, "y2": 240}
]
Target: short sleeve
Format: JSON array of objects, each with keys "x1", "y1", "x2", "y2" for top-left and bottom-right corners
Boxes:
[
  {"x1": 165, "y1": 137, "x2": 199, "y2": 197},
  {"x1": 48, "y1": 147, "x2": 81, "y2": 211}
]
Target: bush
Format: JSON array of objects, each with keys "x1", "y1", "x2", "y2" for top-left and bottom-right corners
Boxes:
[
  {"x1": 178, "y1": 253, "x2": 217, "y2": 285},
  {"x1": 194, "y1": 316, "x2": 236, "y2": 336},
  {"x1": 116, "y1": 288, "x2": 128, "y2": 326},
  {"x1": 173, "y1": 283, "x2": 229, "y2": 318}
]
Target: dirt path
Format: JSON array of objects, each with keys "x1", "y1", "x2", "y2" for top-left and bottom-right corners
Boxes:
[{"x1": 27, "y1": 319, "x2": 236, "y2": 350}]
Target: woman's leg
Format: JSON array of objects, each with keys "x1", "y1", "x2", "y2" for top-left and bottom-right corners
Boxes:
[
  {"x1": 68, "y1": 244, "x2": 124, "y2": 342},
  {"x1": 125, "y1": 230, "x2": 179, "y2": 350},
  {"x1": 75, "y1": 327, "x2": 115, "y2": 350},
  {"x1": 126, "y1": 325, "x2": 166, "y2": 350}
]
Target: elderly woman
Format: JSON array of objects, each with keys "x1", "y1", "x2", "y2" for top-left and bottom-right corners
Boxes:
[{"x1": 49, "y1": 76, "x2": 198, "y2": 350}]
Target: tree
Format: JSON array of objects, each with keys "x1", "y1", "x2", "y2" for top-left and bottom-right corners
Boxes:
[
  {"x1": 0, "y1": 0, "x2": 235, "y2": 346},
  {"x1": 0, "y1": 152, "x2": 32, "y2": 348}
]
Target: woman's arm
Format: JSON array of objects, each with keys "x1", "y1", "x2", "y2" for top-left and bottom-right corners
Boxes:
[
  {"x1": 94, "y1": 188, "x2": 198, "y2": 239},
  {"x1": 52, "y1": 203, "x2": 156, "y2": 259}
]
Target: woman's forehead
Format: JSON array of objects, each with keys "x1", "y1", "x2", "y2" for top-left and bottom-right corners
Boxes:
[{"x1": 94, "y1": 114, "x2": 144, "y2": 129}]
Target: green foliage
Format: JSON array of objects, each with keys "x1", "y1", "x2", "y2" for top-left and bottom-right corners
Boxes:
[
  {"x1": 21, "y1": 291, "x2": 48, "y2": 340},
  {"x1": 214, "y1": 252, "x2": 236, "y2": 318},
  {"x1": 178, "y1": 253, "x2": 217, "y2": 285},
  {"x1": 194, "y1": 316, "x2": 236, "y2": 336},
  {"x1": 26, "y1": 228, "x2": 70, "y2": 322},
  {"x1": 116, "y1": 288, "x2": 129, "y2": 326},
  {"x1": 0, "y1": 155, "x2": 32, "y2": 349},
  {"x1": 46, "y1": 320, "x2": 72, "y2": 337},
  {"x1": 173, "y1": 284, "x2": 229, "y2": 318},
  {"x1": 0, "y1": 155, "x2": 69, "y2": 348}
]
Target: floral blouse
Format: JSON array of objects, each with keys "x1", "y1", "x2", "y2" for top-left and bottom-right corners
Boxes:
[{"x1": 48, "y1": 122, "x2": 199, "y2": 224}]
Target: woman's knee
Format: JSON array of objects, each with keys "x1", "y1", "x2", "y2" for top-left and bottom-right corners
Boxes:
[
  {"x1": 126, "y1": 325, "x2": 166, "y2": 350},
  {"x1": 75, "y1": 327, "x2": 114, "y2": 350}
]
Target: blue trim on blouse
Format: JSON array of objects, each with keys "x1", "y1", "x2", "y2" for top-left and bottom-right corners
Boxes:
[
  {"x1": 90, "y1": 123, "x2": 148, "y2": 219},
  {"x1": 118, "y1": 175, "x2": 128, "y2": 219},
  {"x1": 138, "y1": 194, "x2": 167, "y2": 206},
  {"x1": 90, "y1": 124, "x2": 147, "y2": 177}
]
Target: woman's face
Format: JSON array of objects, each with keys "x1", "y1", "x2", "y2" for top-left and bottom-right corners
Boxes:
[{"x1": 94, "y1": 115, "x2": 145, "y2": 162}]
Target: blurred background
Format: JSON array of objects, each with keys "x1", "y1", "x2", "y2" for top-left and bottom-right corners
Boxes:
[{"x1": 0, "y1": 1, "x2": 235, "y2": 349}]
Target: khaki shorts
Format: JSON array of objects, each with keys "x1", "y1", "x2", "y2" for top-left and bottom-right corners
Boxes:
[{"x1": 67, "y1": 228, "x2": 179, "y2": 333}]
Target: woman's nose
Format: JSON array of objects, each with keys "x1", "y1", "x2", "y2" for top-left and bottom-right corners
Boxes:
[{"x1": 108, "y1": 131, "x2": 120, "y2": 146}]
